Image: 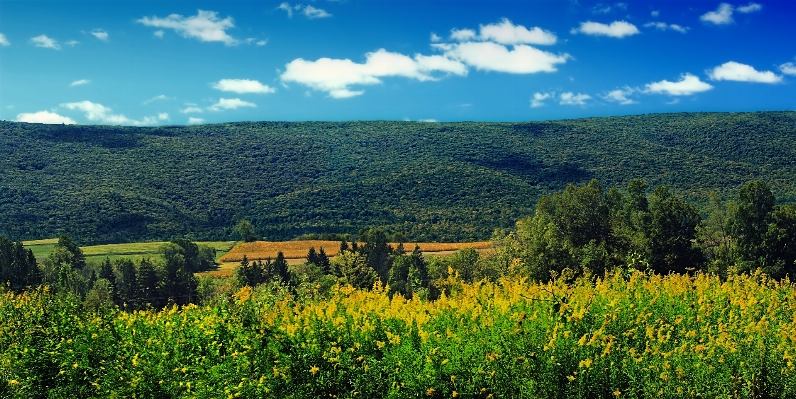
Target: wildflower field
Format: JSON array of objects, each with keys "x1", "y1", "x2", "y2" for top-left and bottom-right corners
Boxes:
[{"x1": 2, "y1": 270, "x2": 796, "y2": 398}]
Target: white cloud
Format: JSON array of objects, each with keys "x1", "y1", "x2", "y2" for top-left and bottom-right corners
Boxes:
[
  {"x1": 450, "y1": 28, "x2": 476, "y2": 41},
  {"x1": 16, "y1": 111, "x2": 76, "y2": 124},
  {"x1": 207, "y1": 98, "x2": 256, "y2": 111},
  {"x1": 278, "y1": 3, "x2": 332, "y2": 19},
  {"x1": 138, "y1": 10, "x2": 238, "y2": 46},
  {"x1": 181, "y1": 106, "x2": 204, "y2": 114},
  {"x1": 478, "y1": 18, "x2": 557, "y2": 45},
  {"x1": 431, "y1": 33, "x2": 442, "y2": 42},
  {"x1": 644, "y1": 73, "x2": 714, "y2": 96},
  {"x1": 592, "y1": 3, "x2": 626, "y2": 14},
  {"x1": 70, "y1": 79, "x2": 90, "y2": 87},
  {"x1": 143, "y1": 94, "x2": 170, "y2": 104},
  {"x1": 153, "y1": 30, "x2": 164, "y2": 38},
  {"x1": 700, "y1": 3, "x2": 734, "y2": 25},
  {"x1": 440, "y1": 41, "x2": 569, "y2": 74},
  {"x1": 188, "y1": 117, "x2": 205, "y2": 125},
  {"x1": 256, "y1": 39, "x2": 267, "y2": 46},
  {"x1": 212, "y1": 79, "x2": 276, "y2": 94},
  {"x1": 571, "y1": 21, "x2": 640, "y2": 38},
  {"x1": 158, "y1": 113, "x2": 169, "y2": 120},
  {"x1": 31, "y1": 34, "x2": 60, "y2": 49},
  {"x1": 780, "y1": 62, "x2": 796, "y2": 76},
  {"x1": 530, "y1": 92, "x2": 553, "y2": 107},
  {"x1": 304, "y1": 5, "x2": 332, "y2": 19},
  {"x1": 0, "y1": 33, "x2": 9, "y2": 46},
  {"x1": 644, "y1": 22, "x2": 689, "y2": 33},
  {"x1": 65, "y1": 40, "x2": 79, "y2": 46},
  {"x1": 559, "y1": 92, "x2": 591, "y2": 105},
  {"x1": 651, "y1": 10, "x2": 660, "y2": 17},
  {"x1": 92, "y1": 29, "x2": 108, "y2": 41},
  {"x1": 707, "y1": 61, "x2": 782, "y2": 83},
  {"x1": 60, "y1": 100, "x2": 162, "y2": 125},
  {"x1": 281, "y1": 48, "x2": 467, "y2": 98},
  {"x1": 737, "y1": 2, "x2": 762, "y2": 13},
  {"x1": 277, "y1": 3, "x2": 295, "y2": 17},
  {"x1": 602, "y1": 87, "x2": 636, "y2": 104}
]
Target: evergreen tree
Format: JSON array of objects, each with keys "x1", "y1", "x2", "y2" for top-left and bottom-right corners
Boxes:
[
  {"x1": 114, "y1": 258, "x2": 138, "y2": 307},
  {"x1": 272, "y1": 252, "x2": 291, "y2": 285},
  {"x1": 57, "y1": 234, "x2": 86, "y2": 270},
  {"x1": 137, "y1": 258, "x2": 160, "y2": 308},
  {"x1": 317, "y1": 247, "x2": 331, "y2": 274}
]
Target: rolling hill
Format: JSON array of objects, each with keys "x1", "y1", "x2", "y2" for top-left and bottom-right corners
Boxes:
[{"x1": 1, "y1": 111, "x2": 794, "y2": 244}]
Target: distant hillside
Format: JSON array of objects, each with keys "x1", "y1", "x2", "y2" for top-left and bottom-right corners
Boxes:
[{"x1": 1, "y1": 112, "x2": 794, "y2": 244}]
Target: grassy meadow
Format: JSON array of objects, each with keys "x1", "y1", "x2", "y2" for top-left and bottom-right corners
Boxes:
[
  {"x1": 22, "y1": 239, "x2": 236, "y2": 264},
  {"x1": 3, "y1": 270, "x2": 795, "y2": 398}
]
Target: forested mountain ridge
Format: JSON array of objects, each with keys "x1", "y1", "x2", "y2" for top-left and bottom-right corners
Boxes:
[{"x1": 1, "y1": 111, "x2": 794, "y2": 244}]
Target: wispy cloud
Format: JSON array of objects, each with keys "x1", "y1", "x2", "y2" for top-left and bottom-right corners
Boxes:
[
  {"x1": 779, "y1": 62, "x2": 796, "y2": 76},
  {"x1": 138, "y1": 10, "x2": 238, "y2": 46},
  {"x1": 188, "y1": 117, "x2": 205, "y2": 125},
  {"x1": 31, "y1": 34, "x2": 60, "y2": 49},
  {"x1": 65, "y1": 40, "x2": 80, "y2": 46},
  {"x1": 707, "y1": 61, "x2": 782, "y2": 83},
  {"x1": 0, "y1": 33, "x2": 9, "y2": 46},
  {"x1": 530, "y1": 92, "x2": 553, "y2": 108},
  {"x1": 70, "y1": 79, "x2": 90, "y2": 87},
  {"x1": 644, "y1": 22, "x2": 689, "y2": 33},
  {"x1": 700, "y1": 2, "x2": 759, "y2": 25},
  {"x1": 602, "y1": 87, "x2": 636, "y2": 104},
  {"x1": 737, "y1": 2, "x2": 762, "y2": 13},
  {"x1": 143, "y1": 94, "x2": 170, "y2": 105},
  {"x1": 91, "y1": 29, "x2": 108, "y2": 41},
  {"x1": 571, "y1": 21, "x2": 640, "y2": 38},
  {"x1": 277, "y1": 3, "x2": 332, "y2": 19},
  {"x1": 207, "y1": 98, "x2": 256, "y2": 111},
  {"x1": 61, "y1": 100, "x2": 164, "y2": 125}
]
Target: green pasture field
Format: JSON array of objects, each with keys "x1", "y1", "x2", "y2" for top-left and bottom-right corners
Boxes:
[{"x1": 22, "y1": 239, "x2": 236, "y2": 264}]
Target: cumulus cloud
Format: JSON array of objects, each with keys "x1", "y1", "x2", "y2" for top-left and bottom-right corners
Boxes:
[
  {"x1": 737, "y1": 2, "x2": 762, "y2": 13},
  {"x1": 60, "y1": 100, "x2": 163, "y2": 125},
  {"x1": 700, "y1": 3, "x2": 734, "y2": 25},
  {"x1": 158, "y1": 113, "x2": 169, "y2": 120},
  {"x1": 138, "y1": 10, "x2": 238, "y2": 45},
  {"x1": 143, "y1": 94, "x2": 170, "y2": 104},
  {"x1": 440, "y1": 42, "x2": 569, "y2": 74},
  {"x1": 188, "y1": 117, "x2": 205, "y2": 125},
  {"x1": 530, "y1": 92, "x2": 553, "y2": 108},
  {"x1": 31, "y1": 34, "x2": 60, "y2": 49},
  {"x1": 559, "y1": 92, "x2": 592, "y2": 105},
  {"x1": 277, "y1": 3, "x2": 332, "y2": 19},
  {"x1": 780, "y1": 62, "x2": 796, "y2": 76},
  {"x1": 450, "y1": 28, "x2": 477, "y2": 41},
  {"x1": 282, "y1": 19, "x2": 568, "y2": 98},
  {"x1": 644, "y1": 73, "x2": 714, "y2": 96},
  {"x1": 207, "y1": 98, "x2": 256, "y2": 111},
  {"x1": 478, "y1": 18, "x2": 557, "y2": 45},
  {"x1": 571, "y1": 21, "x2": 640, "y2": 38},
  {"x1": 281, "y1": 49, "x2": 468, "y2": 98},
  {"x1": 70, "y1": 79, "x2": 90, "y2": 87},
  {"x1": 707, "y1": 61, "x2": 782, "y2": 83},
  {"x1": 644, "y1": 22, "x2": 689, "y2": 33},
  {"x1": 304, "y1": 5, "x2": 332, "y2": 19},
  {"x1": 449, "y1": 19, "x2": 556, "y2": 45},
  {"x1": 91, "y1": 29, "x2": 108, "y2": 41},
  {"x1": 16, "y1": 111, "x2": 77, "y2": 124},
  {"x1": 602, "y1": 87, "x2": 636, "y2": 104},
  {"x1": 0, "y1": 33, "x2": 9, "y2": 46},
  {"x1": 212, "y1": 79, "x2": 276, "y2": 94}
]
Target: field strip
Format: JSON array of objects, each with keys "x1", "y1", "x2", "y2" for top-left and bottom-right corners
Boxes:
[{"x1": 218, "y1": 240, "x2": 492, "y2": 263}]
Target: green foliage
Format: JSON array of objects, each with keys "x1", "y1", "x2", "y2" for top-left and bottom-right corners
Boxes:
[
  {"x1": 3, "y1": 112, "x2": 796, "y2": 244},
  {"x1": 234, "y1": 220, "x2": 257, "y2": 242},
  {"x1": 0, "y1": 237, "x2": 41, "y2": 293}
]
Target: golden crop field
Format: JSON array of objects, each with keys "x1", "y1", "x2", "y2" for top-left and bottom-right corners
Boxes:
[{"x1": 218, "y1": 240, "x2": 492, "y2": 263}]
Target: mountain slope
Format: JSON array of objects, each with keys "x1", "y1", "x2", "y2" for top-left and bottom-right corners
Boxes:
[{"x1": 1, "y1": 112, "x2": 794, "y2": 244}]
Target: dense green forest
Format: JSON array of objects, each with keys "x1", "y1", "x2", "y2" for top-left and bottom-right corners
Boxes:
[{"x1": 1, "y1": 112, "x2": 795, "y2": 244}]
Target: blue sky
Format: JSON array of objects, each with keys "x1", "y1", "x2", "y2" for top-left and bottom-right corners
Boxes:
[{"x1": 1, "y1": 0, "x2": 794, "y2": 125}]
